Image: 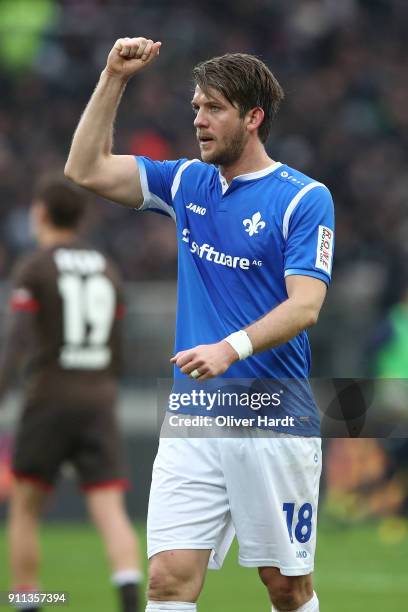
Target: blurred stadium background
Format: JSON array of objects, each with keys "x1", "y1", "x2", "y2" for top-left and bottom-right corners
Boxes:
[{"x1": 0, "y1": 0, "x2": 407, "y2": 610}]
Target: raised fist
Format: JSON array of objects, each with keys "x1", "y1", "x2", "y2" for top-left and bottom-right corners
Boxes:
[{"x1": 106, "y1": 37, "x2": 161, "y2": 79}]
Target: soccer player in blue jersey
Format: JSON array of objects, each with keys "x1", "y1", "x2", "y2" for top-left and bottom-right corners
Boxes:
[{"x1": 66, "y1": 37, "x2": 334, "y2": 612}]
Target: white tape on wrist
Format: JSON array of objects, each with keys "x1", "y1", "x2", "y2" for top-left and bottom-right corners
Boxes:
[{"x1": 224, "y1": 330, "x2": 253, "y2": 360}]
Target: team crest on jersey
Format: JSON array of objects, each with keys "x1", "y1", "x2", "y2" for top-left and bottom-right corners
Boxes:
[
  {"x1": 186, "y1": 202, "x2": 206, "y2": 216},
  {"x1": 243, "y1": 212, "x2": 266, "y2": 237}
]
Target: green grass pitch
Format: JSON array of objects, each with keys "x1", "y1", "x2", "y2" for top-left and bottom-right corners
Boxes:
[{"x1": 0, "y1": 520, "x2": 407, "y2": 610}]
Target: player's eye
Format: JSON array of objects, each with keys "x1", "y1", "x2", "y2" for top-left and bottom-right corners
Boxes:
[{"x1": 191, "y1": 106, "x2": 199, "y2": 114}]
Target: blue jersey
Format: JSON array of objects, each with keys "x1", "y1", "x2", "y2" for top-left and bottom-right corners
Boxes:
[{"x1": 136, "y1": 157, "x2": 335, "y2": 435}]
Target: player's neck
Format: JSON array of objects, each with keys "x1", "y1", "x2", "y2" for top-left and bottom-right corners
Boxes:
[
  {"x1": 38, "y1": 227, "x2": 78, "y2": 248},
  {"x1": 219, "y1": 142, "x2": 274, "y2": 184}
]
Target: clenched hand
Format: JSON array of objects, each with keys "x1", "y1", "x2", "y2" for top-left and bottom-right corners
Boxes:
[{"x1": 106, "y1": 37, "x2": 161, "y2": 80}]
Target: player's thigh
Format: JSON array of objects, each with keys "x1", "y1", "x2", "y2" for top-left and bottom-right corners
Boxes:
[
  {"x1": 12, "y1": 404, "x2": 69, "y2": 487},
  {"x1": 147, "y1": 437, "x2": 233, "y2": 565},
  {"x1": 221, "y1": 434, "x2": 322, "y2": 575},
  {"x1": 72, "y1": 404, "x2": 128, "y2": 489}
]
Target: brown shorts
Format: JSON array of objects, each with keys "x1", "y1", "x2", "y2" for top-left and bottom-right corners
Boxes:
[{"x1": 12, "y1": 402, "x2": 128, "y2": 491}]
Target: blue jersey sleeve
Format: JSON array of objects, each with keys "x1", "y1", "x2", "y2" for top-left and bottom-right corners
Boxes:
[
  {"x1": 283, "y1": 185, "x2": 335, "y2": 285},
  {"x1": 135, "y1": 156, "x2": 189, "y2": 220}
]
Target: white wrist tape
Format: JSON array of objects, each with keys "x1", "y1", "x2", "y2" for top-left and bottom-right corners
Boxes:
[{"x1": 224, "y1": 330, "x2": 253, "y2": 360}]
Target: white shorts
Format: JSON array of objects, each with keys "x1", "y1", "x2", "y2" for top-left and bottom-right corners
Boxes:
[{"x1": 147, "y1": 429, "x2": 322, "y2": 576}]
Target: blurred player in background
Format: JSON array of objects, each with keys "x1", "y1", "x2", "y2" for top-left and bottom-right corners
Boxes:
[
  {"x1": 66, "y1": 37, "x2": 334, "y2": 612},
  {"x1": 0, "y1": 176, "x2": 142, "y2": 612}
]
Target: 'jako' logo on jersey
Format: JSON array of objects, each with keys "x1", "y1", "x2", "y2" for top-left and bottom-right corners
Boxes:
[
  {"x1": 186, "y1": 202, "x2": 206, "y2": 216},
  {"x1": 296, "y1": 550, "x2": 308, "y2": 559},
  {"x1": 243, "y1": 212, "x2": 266, "y2": 237}
]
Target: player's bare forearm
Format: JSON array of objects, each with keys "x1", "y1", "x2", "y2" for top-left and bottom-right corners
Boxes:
[
  {"x1": 170, "y1": 298, "x2": 318, "y2": 380},
  {"x1": 171, "y1": 276, "x2": 327, "y2": 380},
  {"x1": 245, "y1": 298, "x2": 319, "y2": 354},
  {"x1": 65, "y1": 37, "x2": 161, "y2": 207},
  {"x1": 0, "y1": 312, "x2": 34, "y2": 401},
  {"x1": 245, "y1": 275, "x2": 327, "y2": 354}
]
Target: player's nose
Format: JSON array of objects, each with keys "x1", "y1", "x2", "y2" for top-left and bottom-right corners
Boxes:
[{"x1": 193, "y1": 109, "x2": 209, "y2": 128}]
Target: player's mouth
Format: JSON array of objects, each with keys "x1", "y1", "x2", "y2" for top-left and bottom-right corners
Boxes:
[{"x1": 198, "y1": 134, "x2": 215, "y2": 145}]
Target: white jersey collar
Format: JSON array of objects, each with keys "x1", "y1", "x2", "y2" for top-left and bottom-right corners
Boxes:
[{"x1": 218, "y1": 162, "x2": 282, "y2": 194}]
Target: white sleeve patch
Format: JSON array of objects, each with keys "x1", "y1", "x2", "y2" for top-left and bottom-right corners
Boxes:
[
  {"x1": 136, "y1": 157, "x2": 176, "y2": 220},
  {"x1": 315, "y1": 225, "x2": 334, "y2": 274},
  {"x1": 171, "y1": 159, "x2": 200, "y2": 200}
]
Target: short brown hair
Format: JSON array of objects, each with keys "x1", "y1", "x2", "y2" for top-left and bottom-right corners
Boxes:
[
  {"x1": 193, "y1": 53, "x2": 284, "y2": 143},
  {"x1": 33, "y1": 174, "x2": 87, "y2": 229}
]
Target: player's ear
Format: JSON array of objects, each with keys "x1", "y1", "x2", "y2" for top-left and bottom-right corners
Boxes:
[
  {"x1": 31, "y1": 200, "x2": 48, "y2": 228},
  {"x1": 29, "y1": 201, "x2": 41, "y2": 239},
  {"x1": 246, "y1": 107, "x2": 264, "y2": 135}
]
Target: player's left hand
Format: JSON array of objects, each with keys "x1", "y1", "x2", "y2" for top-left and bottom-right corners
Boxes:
[{"x1": 170, "y1": 341, "x2": 239, "y2": 380}]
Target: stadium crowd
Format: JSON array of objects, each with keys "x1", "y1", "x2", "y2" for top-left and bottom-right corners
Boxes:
[{"x1": 0, "y1": 0, "x2": 407, "y2": 305}]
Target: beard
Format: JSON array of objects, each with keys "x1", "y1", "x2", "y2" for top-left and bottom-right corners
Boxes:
[{"x1": 199, "y1": 124, "x2": 248, "y2": 166}]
